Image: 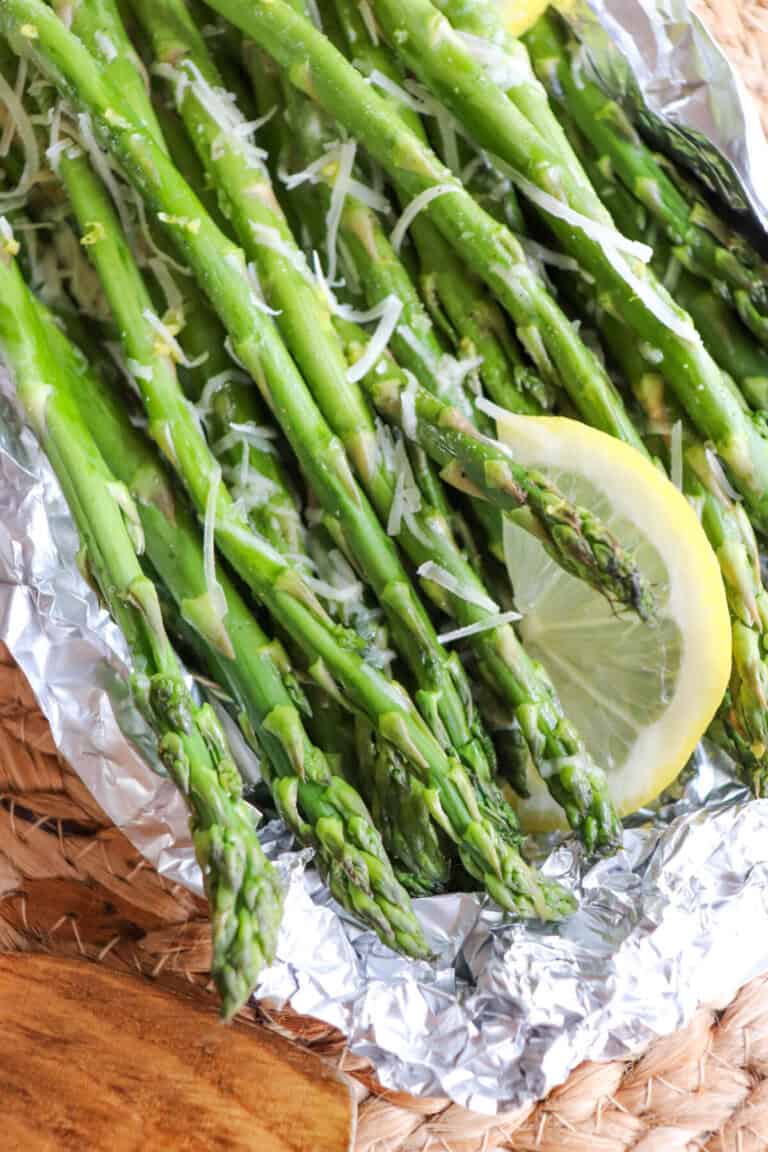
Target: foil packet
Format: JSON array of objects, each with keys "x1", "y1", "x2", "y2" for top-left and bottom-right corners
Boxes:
[{"x1": 3, "y1": 0, "x2": 768, "y2": 1116}]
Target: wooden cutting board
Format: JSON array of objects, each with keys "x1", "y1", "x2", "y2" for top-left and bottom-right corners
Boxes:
[{"x1": 0, "y1": 954, "x2": 354, "y2": 1152}]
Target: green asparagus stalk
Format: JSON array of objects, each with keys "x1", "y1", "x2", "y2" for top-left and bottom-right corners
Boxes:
[
  {"x1": 430, "y1": 0, "x2": 625, "y2": 216},
  {"x1": 56, "y1": 0, "x2": 162, "y2": 138},
  {"x1": 0, "y1": 234, "x2": 283, "y2": 1017},
  {"x1": 669, "y1": 276, "x2": 768, "y2": 413},
  {"x1": 1, "y1": 1, "x2": 576, "y2": 917},
  {"x1": 564, "y1": 116, "x2": 768, "y2": 414},
  {"x1": 525, "y1": 12, "x2": 768, "y2": 320},
  {"x1": 327, "y1": 0, "x2": 550, "y2": 416},
  {"x1": 353, "y1": 341, "x2": 653, "y2": 620},
  {"x1": 351, "y1": 0, "x2": 768, "y2": 528}
]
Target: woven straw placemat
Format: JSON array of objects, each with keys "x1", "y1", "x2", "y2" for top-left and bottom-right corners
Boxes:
[{"x1": 2, "y1": 6, "x2": 768, "y2": 1149}]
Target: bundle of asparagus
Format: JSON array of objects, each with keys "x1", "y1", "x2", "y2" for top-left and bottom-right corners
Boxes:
[{"x1": 0, "y1": 0, "x2": 755, "y2": 1015}]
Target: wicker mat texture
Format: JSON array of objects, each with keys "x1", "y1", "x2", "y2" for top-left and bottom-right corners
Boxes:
[{"x1": 2, "y1": 4, "x2": 768, "y2": 1149}]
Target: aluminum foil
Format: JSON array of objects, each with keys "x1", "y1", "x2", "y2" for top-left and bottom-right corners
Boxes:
[
  {"x1": 4, "y1": 0, "x2": 768, "y2": 1118},
  {"x1": 564, "y1": 0, "x2": 768, "y2": 228}
]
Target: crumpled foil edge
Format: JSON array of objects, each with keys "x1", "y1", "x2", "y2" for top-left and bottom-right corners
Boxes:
[
  {"x1": 3, "y1": 0, "x2": 768, "y2": 1116},
  {"x1": 567, "y1": 0, "x2": 768, "y2": 227}
]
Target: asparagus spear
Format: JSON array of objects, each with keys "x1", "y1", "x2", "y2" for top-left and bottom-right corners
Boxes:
[
  {"x1": 565, "y1": 116, "x2": 768, "y2": 414},
  {"x1": 56, "y1": 0, "x2": 162, "y2": 138},
  {"x1": 0, "y1": 233, "x2": 283, "y2": 1018},
  {"x1": 327, "y1": 0, "x2": 550, "y2": 416},
  {"x1": 351, "y1": 340, "x2": 653, "y2": 620},
  {"x1": 430, "y1": 0, "x2": 626, "y2": 218},
  {"x1": 1, "y1": 2, "x2": 576, "y2": 917},
  {"x1": 525, "y1": 12, "x2": 768, "y2": 322}
]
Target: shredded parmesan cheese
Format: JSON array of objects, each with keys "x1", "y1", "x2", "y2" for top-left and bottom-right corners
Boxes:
[
  {"x1": 358, "y1": 0, "x2": 379, "y2": 45},
  {"x1": 94, "y1": 32, "x2": 118, "y2": 62},
  {"x1": 417, "y1": 561, "x2": 500, "y2": 612},
  {"x1": 602, "y1": 246, "x2": 700, "y2": 342},
  {"x1": 704, "y1": 446, "x2": 740, "y2": 503},
  {"x1": 203, "y1": 465, "x2": 228, "y2": 625},
  {"x1": 390, "y1": 184, "x2": 458, "y2": 253},
  {"x1": 456, "y1": 30, "x2": 529, "y2": 88},
  {"x1": 131, "y1": 190, "x2": 192, "y2": 277},
  {"x1": 434, "y1": 105, "x2": 461, "y2": 175},
  {"x1": 345, "y1": 176, "x2": 391, "y2": 212},
  {"x1": 143, "y1": 308, "x2": 188, "y2": 364},
  {"x1": 213, "y1": 422, "x2": 277, "y2": 457},
  {"x1": 476, "y1": 395, "x2": 511, "y2": 427},
  {"x1": 148, "y1": 257, "x2": 184, "y2": 315},
  {"x1": 250, "y1": 222, "x2": 314, "y2": 282},
  {"x1": 368, "y1": 70, "x2": 432, "y2": 113},
  {"x1": 386, "y1": 435, "x2": 422, "y2": 536},
  {"x1": 438, "y1": 610, "x2": 521, "y2": 645},
  {"x1": 231, "y1": 472, "x2": 277, "y2": 517},
  {"x1": 400, "y1": 370, "x2": 418, "y2": 439},
  {"x1": 347, "y1": 294, "x2": 403, "y2": 383},
  {"x1": 304, "y1": 573, "x2": 365, "y2": 605},
  {"x1": 245, "y1": 261, "x2": 282, "y2": 315},
  {"x1": 326, "y1": 138, "x2": 356, "y2": 284},
  {"x1": 280, "y1": 149, "x2": 336, "y2": 190},
  {"x1": 126, "y1": 358, "x2": 153, "y2": 383},
  {"x1": 77, "y1": 113, "x2": 133, "y2": 237},
  {"x1": 507, "y1": 168, "x2": 654, "y2": 263},
  {"x1": 520, "y1": 236, "x2": 580, "y2": 272}
]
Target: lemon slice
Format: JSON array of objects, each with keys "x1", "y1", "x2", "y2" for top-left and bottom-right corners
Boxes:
[
  {"x1": 492, "y1": 410, "x2": 731, "y2": 831},
  {"x1": 498, "y1": 0, "x2": 550, "y2": 36}
]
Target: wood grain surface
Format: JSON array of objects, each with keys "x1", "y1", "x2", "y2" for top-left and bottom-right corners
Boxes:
[{"x1": 0, "y1": 954, "x2": 354, "y2": 1152}]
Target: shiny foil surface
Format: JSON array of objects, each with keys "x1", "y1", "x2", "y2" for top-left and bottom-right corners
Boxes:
[
  {"x1": 3, "y1": 0, "x2": 768, "y2": 1114},
  {"x1": 565, "y1": 0, "x2": 768, "y2": 227}
]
